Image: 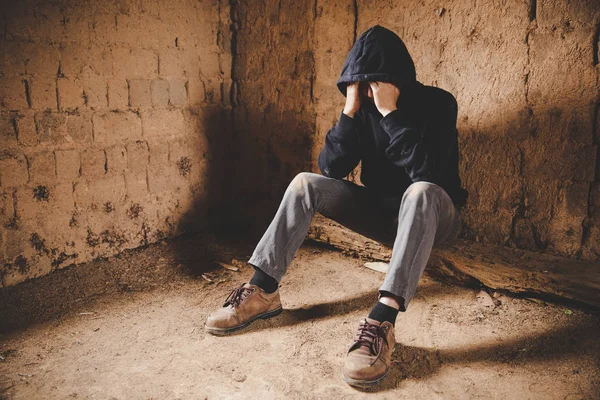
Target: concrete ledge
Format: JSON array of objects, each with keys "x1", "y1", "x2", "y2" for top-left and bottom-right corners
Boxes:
[{"x1": 308, "y1": 214, "x2": 600, "y2": 311}]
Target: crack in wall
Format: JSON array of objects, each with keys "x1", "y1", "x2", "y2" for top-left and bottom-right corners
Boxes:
[
  {"x1": 229, "y1": 0, "x2": 239, "y2": 109},
  {"x1": 528, "y1": 0, "x2": 537, "y2": 22},
  {"x1": 352, "y1": 0, "x2": 358, "y2": 43},
  {"x1": 593, "y1": 22, "x2": 599, "y2": 67},
  {"x1": 22, "y1": 79, "x2": 31, "y2": 108},
  {"x1": 513, "y1": 2, "x2": 538, "y2": 249}
]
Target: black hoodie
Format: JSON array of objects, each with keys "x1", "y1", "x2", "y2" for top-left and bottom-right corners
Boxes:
[{"x1": 318, "y1": 25, "x2": 468, "y2": 207}]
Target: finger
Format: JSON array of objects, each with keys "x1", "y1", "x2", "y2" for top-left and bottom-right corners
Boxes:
[{"x1": 368, "y1": 82, "x2": 378, "y2": 92}]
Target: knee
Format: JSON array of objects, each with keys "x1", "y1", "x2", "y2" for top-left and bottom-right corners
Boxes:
[
  {"x1": 288, "y1": 172, "x2": 320, "y2": 196},
  {"x1": 402, "y1": 182, "x2": 440, "y2": 205}
]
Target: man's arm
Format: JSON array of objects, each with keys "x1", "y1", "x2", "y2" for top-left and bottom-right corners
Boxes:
[
  {"x1": 318, "y1": 82, "x2": 362, "y2": 178},
  {"x1": 371, "y1": 82, "x2": 458, "y2": 180},
  {"x1": 380, "y1": 95, "x2": 457, "y2": 180},
  {"x1": 318, "y1": 112, "x2": 362, "y2": 178}
]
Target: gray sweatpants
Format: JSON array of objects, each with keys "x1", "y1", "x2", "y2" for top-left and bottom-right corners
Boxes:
[{"x1": 249, "y1": 172, "x2": 461, "y2": 310}]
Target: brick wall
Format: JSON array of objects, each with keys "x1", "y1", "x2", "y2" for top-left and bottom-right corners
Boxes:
[
  {"x1": 234, "y1": 0, "x2": 600, "y2": 262},
  {"x1": 0, "y1": 0, "x2": 233, "y2": 286},
  {"x1": 2, "y1": 0, "x2": 599, "y2": 287},
  {"x1": 311, "y1": 0, "x2": 600, "y2": 261},
  {"x1": 230, "y1": 0, "x2": 317, "y2": 226}
]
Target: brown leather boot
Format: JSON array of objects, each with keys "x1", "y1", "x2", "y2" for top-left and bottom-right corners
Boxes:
[
  {"x1": 205, "y1": 283, "x2": 282, "y2": 335},
  {"x1": 343, "y1": 318, "x2": 395, "y2": 387}
]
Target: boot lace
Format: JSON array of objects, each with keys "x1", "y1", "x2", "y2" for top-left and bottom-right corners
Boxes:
[
  {"x1": 223, "y1": 285, "x2": 255, "y2": 307},
  {"x1": 353, "y1": 319, "x2": 387, "y2": 365}
]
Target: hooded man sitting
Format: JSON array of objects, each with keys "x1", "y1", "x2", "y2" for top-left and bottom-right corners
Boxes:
[{"x1": 205, "y1": 25, "x2": 468, "y2": 388}]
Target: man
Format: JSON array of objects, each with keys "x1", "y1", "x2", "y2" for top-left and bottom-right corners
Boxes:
[{"x1": 205, "y1": 25, "x2": 468, "y2": 387}]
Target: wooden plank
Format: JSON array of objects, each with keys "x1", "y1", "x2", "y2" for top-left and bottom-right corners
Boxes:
[{"x1": 307, "y1": 214, "x2": 600, "y2": 310}]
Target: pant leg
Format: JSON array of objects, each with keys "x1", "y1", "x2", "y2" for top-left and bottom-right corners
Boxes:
[
  {"x1": 379, "y1": 181, "x2": 460, "y2": 311},
  {"x1": 249, "y1": 172, "x2": 390, "y2": 282}
]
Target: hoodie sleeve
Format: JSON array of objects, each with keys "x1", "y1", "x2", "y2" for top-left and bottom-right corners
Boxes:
[
  {"x1": 318, "y1": 112, "x2": 362, "y2": 179},
  {"x1": 380, "y1": 96, "x2": 457, "y2": 180}
]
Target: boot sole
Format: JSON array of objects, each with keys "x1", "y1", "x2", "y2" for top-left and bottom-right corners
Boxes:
[
  {"x1": 205, "y1": 306, "x2": 283, "y2": 336},
  {"x1": 342, "y1": 367, "x2": 390, "y2": 388}
]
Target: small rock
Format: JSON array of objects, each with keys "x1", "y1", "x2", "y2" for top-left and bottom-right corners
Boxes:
[
  {"x1": 476, "y1": 290, "x2": 496, "y2": 308},
  {"x1": 364, "y1": 262, "x2": 388, "y2": 273}
]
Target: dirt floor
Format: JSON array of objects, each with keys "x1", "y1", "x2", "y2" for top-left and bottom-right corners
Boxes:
[{"x1": 0, "y1": 235, "x2": 599, "y2": 399}]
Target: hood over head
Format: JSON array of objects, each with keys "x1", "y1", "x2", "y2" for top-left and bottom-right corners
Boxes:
[{"x1": 337, "y1": 25, "x2": 417, "y2": 96}]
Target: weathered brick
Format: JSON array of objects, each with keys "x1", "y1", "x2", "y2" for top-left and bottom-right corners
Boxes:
[
  {"x1": 221, "y1": 79, "x2": 232, "y2": 107},
  {"x1": 129, "y1": 79, "x2": 152, "y2": 108},
  {"x1": 0, "y1": 151, "x2": 28, "y2": 187},
  {"x1": 199, "y1": 51, "x2": 221, "y2": 78},
  {"x1": 141, "y1": 109, "x2": 185, "y2": 138},
  {"x1": 59, "y1": 43, "x2": 89, "y2": 78},
  {"x1": 29, "y1": 77, "x2": 57, "y2": 110},
  {"x1": 187, "y1": 79, "x2": 205, "y2": 106},
  {"x1": 35, "y1": 112, "x2": 67, "y2": 144},
  {"x1": 50, "y1": 183, "x2": 77, "y2": 212},
  {"x1": 116, "y1": 14, "x2": 160, "y2": 49},
  {"x1": 532, "y1": 104, "x2": 595, "y2": 145},
  {"x1": 113, "y1": 47, "x2": 158, "y2": 78},
  {"x1": 92, "y1": 111, "x2": 142, "y2": 144},
  {"x1": 21, "y1": 43, "x2": 60, "y2": 76},
  {"x1": 0, "y1": 78, "x2": 28, "y2": 110},
  {"x1": 0, "y1": 40, "x2": 25, "y2": 76},
  {"x1": 60, "y1": 44, "x2": 113, "y2": 78},
  {"x1": 219, "y1": 52, "x2": 232, "y2": 78},
  {"x1": 548, "y1": 181, "x2": 590, "y2": 256},
  {"x1": 148, "y1": 139, "x2": 169, "y2": 166},
  {"x1": 62, "y1": 9, "x2": 92, "y2": 46},
  {"x1": 3, "y1": 230, "x2": 29, "y2": 264},
  {"x1": 0, "y1": 112, "x2": 18, "y2": 149},
  {"x1": 55, "y1": 150, "x2": 81, "y2": 181},
  {"x1": 16, "y1": 183, "x2": 75, "y2": 222},
  {"x1": 169, "y1": 79, "x2": 187, "y2": 107},
  {"x1": 522, "y1": 140, "x2": 597, "y2": 182},
  {"x1": 16, "y1": 112, "x2": 38, "y2": 147},
  {"x1": 0, "y1": 190, "x2": 16, "y2": 228},
  {"x1": 124, "y1": 171, "x2": 148, "y2": 200},
  {"x1": 147, "y1": 164, "x2": 173, "y2": 194},
  {"x1": 126, "y1": 141, "x2": 149, "y2": 175},
  {"x1": 151, "y1": 79, "x2": 169, "y2": 107},
  {"x1": 80, "y1": 148, "x2": 106, "y2": 178},
  {"x1": 529, "y1": 29, "x2": 596, "y2": 107},
  {"x1": 159, "y1": 48, "x2": 186, "y2": 77},
  {"x1": 57, "y1": 78, "x2": 85, "y2": 111},
  {"x1": 74, "y1": 174, "x2": 126, "y2": 209},
  {"x1": 105, "y1": 145, "x2": 127, "y2": 175},
  {"x1": 66, "y1": 113, "x2": 93, "y2": 144},
  {"x1": 90, "y1": 14, "x2": 118, "y2": 45},
  {"x1": 81, "y1": 73, "x2": 108, "y2": 110},
  {"x1": 28, "y1": 151, "x2": 56, "y2": 184},
  {"x1": 108, "y1": 78, "x2": 129, "y2": 109},
  {"x1": 16, "y1": 5, "x2": 64, "y2": 43},
  {"x1": 168, "y1": 137, "x2": 189, "y2": 162},
  {"x1": 203, "y1": 79, "x2": 221, "y2": 104},
  {"x1": 169, "y1": 137, "x2": 199, "y2": 182}
]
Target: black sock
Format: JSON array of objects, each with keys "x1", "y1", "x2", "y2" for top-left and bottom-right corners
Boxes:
[
  {"x1": 368, "y1": 302, "x2": 399, "y2": 326},
  {"x1": 249, "y1": 266, "x2": 279, "y2": 294}
]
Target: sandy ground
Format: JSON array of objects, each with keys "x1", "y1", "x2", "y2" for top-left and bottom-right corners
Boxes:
[{"x1": 0, "y1": 235, "x2": 599, "y2": 400}]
